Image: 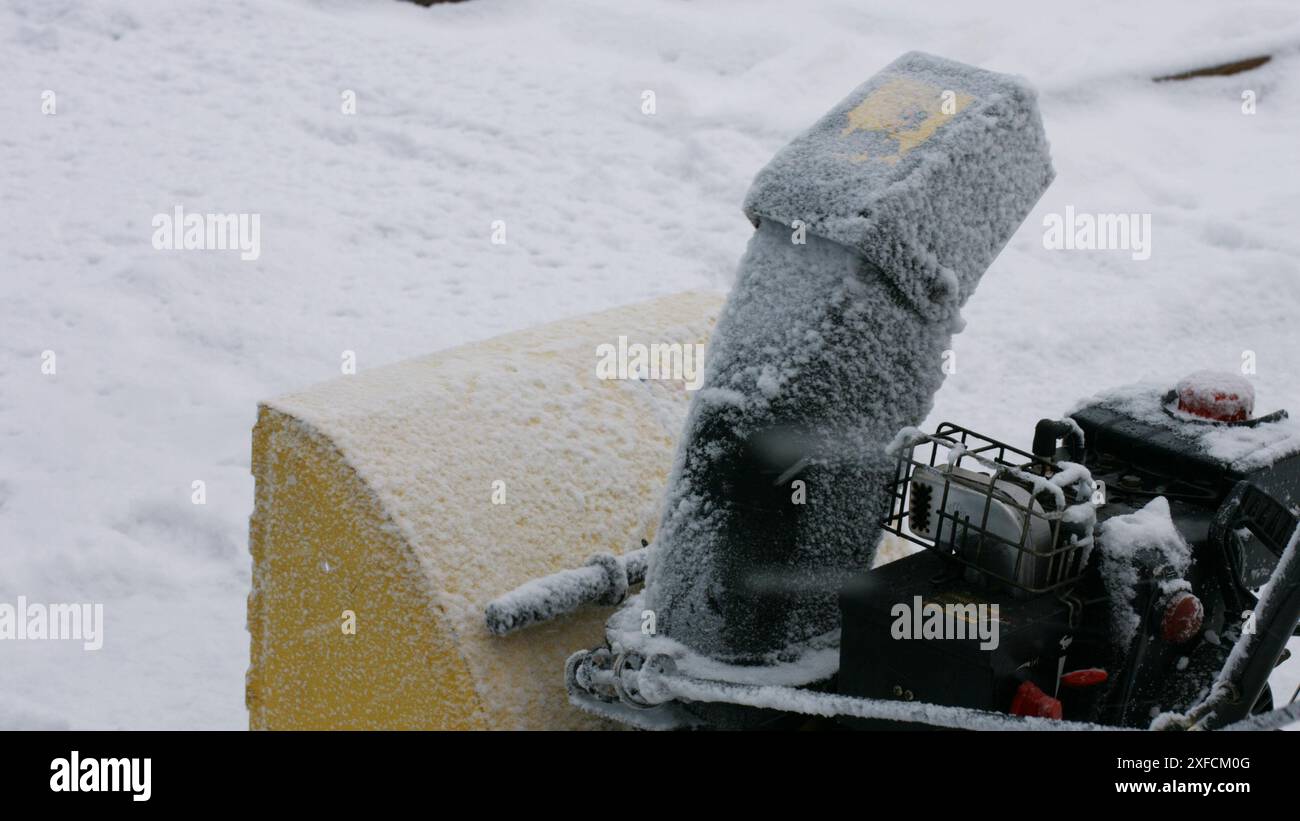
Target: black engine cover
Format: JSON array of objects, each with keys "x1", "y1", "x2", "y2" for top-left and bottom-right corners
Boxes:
[{"x1": 837, "y1": 550, "x2": 1111, "y2": 728}]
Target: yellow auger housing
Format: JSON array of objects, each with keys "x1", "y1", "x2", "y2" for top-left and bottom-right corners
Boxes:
[{"x1": 246, "y1": 291, "x2": 722, "y2": 729}]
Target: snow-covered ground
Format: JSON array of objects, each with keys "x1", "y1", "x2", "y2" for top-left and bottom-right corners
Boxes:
[{"x1": 3, "y1": 0, "x2": 1298, "y2": 728}]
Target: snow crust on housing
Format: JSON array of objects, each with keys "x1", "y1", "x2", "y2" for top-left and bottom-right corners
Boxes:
[
  {"x1": 249, "y1": 291, "x2": 722, "y2": 728},
  {"x1": 1096, "y1": 497, "x2": 1193, "y2": 649}
]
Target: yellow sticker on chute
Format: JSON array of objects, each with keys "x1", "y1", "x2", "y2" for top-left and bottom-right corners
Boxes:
[{"x1": 841, "y1": 77, "x2": 974, "y2": 165}]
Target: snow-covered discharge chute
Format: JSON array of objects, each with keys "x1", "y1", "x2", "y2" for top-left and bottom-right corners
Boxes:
[
  {"x1": 645, "y1": 52, "x2": 1055, "y2": 669},
  {"x1": 488, "y1": 52, "x2": 1057, "y2": 728}
]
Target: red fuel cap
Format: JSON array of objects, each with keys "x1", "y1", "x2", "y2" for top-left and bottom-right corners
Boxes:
[{"x1": 1175, "y1": 371, "x2": 1254, "y2": 423}]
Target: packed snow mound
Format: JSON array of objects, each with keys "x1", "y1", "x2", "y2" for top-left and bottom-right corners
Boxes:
[
  {"x1": 249, "y1": 292, "x2": 722, "y2": 729},
  {"x1": 743, "y1": 51, "x2": 1054, "y2": 323},
  {"x1": 1072, "y1": 381, "x2": 1300, "y2": 471},
  {"x1": 1096, "y1": 497, "x2": 1194, "y2": 649}
]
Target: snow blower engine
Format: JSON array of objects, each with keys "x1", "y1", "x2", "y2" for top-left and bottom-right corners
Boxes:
[
  {"x1": 484, "y1": 53, "x2": 1300, "y2": 731},
  {"x1": 840, "y1": 374, "x2": 1300, "y2": 731}
]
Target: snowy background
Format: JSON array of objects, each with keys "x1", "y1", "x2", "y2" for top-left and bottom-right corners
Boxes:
[{"x1": 3, "y1": 0, "x2": 1299, "y2": 728}]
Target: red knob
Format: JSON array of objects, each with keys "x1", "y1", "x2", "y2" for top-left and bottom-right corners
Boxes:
[
  {"x1": 1009, "y1": 680, "x2": 1062, "y2": 720},
  {"x1": 1161, "y1": 591, "x2": 1204, "y2": 644}
]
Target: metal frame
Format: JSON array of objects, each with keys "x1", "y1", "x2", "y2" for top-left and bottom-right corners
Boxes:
[{"x1": 881, "y1": 423, "x2": 1092, "y2": 594}]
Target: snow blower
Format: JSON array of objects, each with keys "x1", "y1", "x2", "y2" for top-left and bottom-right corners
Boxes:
[{"x1": 486, "y1": 54, "x2": 1300, "y2": 730}]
